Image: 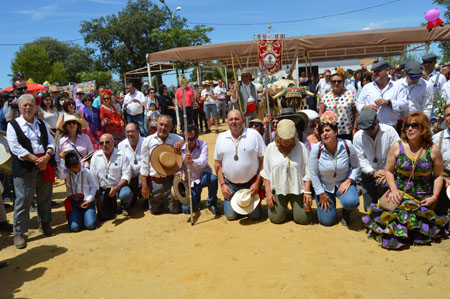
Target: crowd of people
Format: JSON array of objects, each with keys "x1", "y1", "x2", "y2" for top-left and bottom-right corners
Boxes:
[{"x1": 1, "y1": 52, "x2": 450, "y2": 256}]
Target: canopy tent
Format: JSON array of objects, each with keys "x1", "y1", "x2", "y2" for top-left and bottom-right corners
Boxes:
[
  {"x1": 123, "y1": 63, "x2": 174, "y2": 86},
  {"x1": 146, "y1": 26, "x2": 450, "y2": 69}
]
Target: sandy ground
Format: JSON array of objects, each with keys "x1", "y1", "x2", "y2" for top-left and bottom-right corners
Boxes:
[{"x1": 1, "y1": 122, "x2": 450, "y2": 299}]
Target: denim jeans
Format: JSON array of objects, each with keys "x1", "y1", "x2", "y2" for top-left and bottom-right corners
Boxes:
[
  {"x1": 224, "y1": 179, "x2": 261, "y2": 221},
  {"x1": 98, "y1": 186, "x2": 133, "y2": 210},
  {"x1": 68, "y1": 199, "x2": 97, "y2": 232},
  {"x1": 216, "y1": 100, "x2": 227, "y2": 122},
  {"x1": 127, "y1": 113, "x2": 146, "y2": 136},
  {"x1": 13, "y1": 168, "x2": 52, "y2": 235},
  {"x1": 315, "y1": 183, "x2": 359, "y2": 226},
  {"x1": 181, "y1": 172, "x2": 218, "y2": 213}
]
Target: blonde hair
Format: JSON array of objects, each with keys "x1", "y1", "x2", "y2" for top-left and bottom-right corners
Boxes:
[{"x1": 274, "y1": 133, "x2": 298, "y2": 151}]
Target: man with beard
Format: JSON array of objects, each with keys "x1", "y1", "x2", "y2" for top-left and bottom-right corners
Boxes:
[
  {"x1": 141, "y1": 115, "x2": 183, "y2": 214},
  {"x1": 214, "y1": 110, "x2": 266, "y2": 220}
]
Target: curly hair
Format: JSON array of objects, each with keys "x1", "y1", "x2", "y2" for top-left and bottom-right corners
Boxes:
[
  {"x1": 318, "y1": 122, "x2": 338, "y2": 140},
  {"x1": 401, "y1": 112, "x2": 432, "y2": 148}
]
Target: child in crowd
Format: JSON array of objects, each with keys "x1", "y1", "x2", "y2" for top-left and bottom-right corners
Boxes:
[
  {"x1": 147, "y1": 103, "x2": 160, "y2": 135},
  {"x1": 59, "y1": 151, "x2": 98, "y2": 232}
]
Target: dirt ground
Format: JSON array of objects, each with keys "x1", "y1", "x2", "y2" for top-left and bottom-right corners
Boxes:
[{"x1": 1, "y1": 122, "x2": 450, "y2": 299}]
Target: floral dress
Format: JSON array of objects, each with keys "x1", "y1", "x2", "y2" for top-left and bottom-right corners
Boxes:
[
  {"x1": 99, "y1": 104, "x2": 124, "y2": 145},
  {"x1": 82, "y1": 106, "x2": 101, "y2": 150},
  {"x1": 322, "y1": 90, "x2": 356, "y2": 135},
  {"x1": 363, "y1": 141, "x2": 448, "y2": 249}
]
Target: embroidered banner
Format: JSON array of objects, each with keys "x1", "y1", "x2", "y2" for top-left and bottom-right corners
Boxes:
[{"x1": 257, "y1": 34, "x2": 284, "y2": 74}]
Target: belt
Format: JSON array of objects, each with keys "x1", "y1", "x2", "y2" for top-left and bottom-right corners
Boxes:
[
  {"x1": 149, "y1": 175, "x2": 173, "y2": 181},
  {"x1": 129, "y1": 112, "x2": 144, "y2": 117}
]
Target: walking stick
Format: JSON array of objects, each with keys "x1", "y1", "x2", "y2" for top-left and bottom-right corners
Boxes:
[
  {"x1": 179, "y1": 74, "x2": 194, "y2": 225},
  {"x1": 231, "y1": 53, "x2": 243, "y2": 113}
]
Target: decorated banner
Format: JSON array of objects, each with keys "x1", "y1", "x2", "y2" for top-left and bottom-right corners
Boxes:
[{"x1": 257, "y1": 34, "x2": 284, "y2": 74}]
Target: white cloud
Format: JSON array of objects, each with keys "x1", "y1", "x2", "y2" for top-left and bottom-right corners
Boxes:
[
  {"x1": 362, "y1": 20, "x2": 390, "y2": 31},
  {"x1": 17, "y1": 4, "x2": 60, "y2": 20}
]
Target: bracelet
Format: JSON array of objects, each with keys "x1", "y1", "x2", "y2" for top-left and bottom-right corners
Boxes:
[
  {"x1": 347, "y1": 178, "x2": 353, "y2": 183},
  {"x1": 433, "y1": 193, "x2": 439, "y2": 198},
  {"x1": 304, "y1": 191, "x2": 312, "y2": 195},
  {"x1": 221, "y1": 183, "x2": 227, "y2": 188}
]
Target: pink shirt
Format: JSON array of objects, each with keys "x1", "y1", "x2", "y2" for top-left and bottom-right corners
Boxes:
[{"x1": 175, "y1": 87, "x2": 194, "y2": 107}]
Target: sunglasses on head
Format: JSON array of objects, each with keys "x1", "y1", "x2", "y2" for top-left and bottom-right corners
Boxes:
[
  {"x1": 99, "y1": 140, "x2": 111, "y2": 146},
  {"x1": 404, "y1": 122, "x2": 421, "y2": 129}
]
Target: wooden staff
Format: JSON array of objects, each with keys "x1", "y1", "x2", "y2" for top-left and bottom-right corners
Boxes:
[
  {"x1": 179, "y1": 74, "x2": 194, "y2": 226},
  {"x1": 231, "y1": 53, "x2": 243, "y2": 112}
]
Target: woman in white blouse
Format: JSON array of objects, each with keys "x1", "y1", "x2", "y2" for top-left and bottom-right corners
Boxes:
[
  {"x1": 261, "y1": 119, "x2": 312, "y2": 224},
  {"x1": 39, "y1": 94, "x2": 59, "y2": 136}
]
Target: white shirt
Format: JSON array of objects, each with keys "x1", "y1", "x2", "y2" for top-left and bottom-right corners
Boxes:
[
  {"x1": 201, "y1": 88, "x2": 216, "y2": 105},
  {"x1": 214, "y1": 128, "x2": 266, "y2": 183},
  {"x1": 317, "y1": 78, "x2": 331, "y2": 99},
  {"x1": 260, "y1": 141, "x2": 310, "y2": 196},
  {"x1": 124, "y1": 90, "x2": 146, "y2": 115},
  {"x1": 118, "y1": 136, "x2": 144, "y2": 178},
  {"x1": 6, "y1": 116, "x2": 55, "y2": 159},
  {"x1": 433, "y1": 128, "x2": 450, "y2": 173},
  {"x1": 425, "y1": 70, "x2": 446, "y2": 89},
  {"x1": 397, "y1": 77, "x2": 434, "y2": 119},
  {"x1": 58, "y1": 168, "x2": 98, "y2": 203},
  {"x1": 214, "y1": 85, "x2": 227, "y2": 100},
  {"x1": 356, "y1": 80, "x2": 408, "y2": 125},
  {"x1": 440, "y1": 81, "x2": 450, "y2": 105},
  {"x1": 353, "y1": 124, "x2": 400, "y2": 175},
  {"x1": 140, "y1": 133, "x2": 183, "y2": 178},
  {"x1": 90, "y1": 148, "x2": 131, "y2": 188}
]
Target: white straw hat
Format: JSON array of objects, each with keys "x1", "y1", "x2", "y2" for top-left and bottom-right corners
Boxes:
[{"x1": 230, "y1": 189, "x2": 260, "y2": 215}]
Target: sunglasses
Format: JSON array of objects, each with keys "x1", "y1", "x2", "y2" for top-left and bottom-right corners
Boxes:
[
  {"x1": 250, "y1": 123, "x2": 262, "y2": 128},
  {"x1": 99, "y1": 140, "x2": 111, "y2": 146},
  {"x1": 103, "y1": 97, "x2": 111, "y2": 100},
  {"x1": 150, "y1": 91, "x2": 155, "y2": 94},
  {"x1": 66, "y1": 121, "x2": 78, "y2": 126},
  {"x1": 188, "y1": 136, "x2": 197, "y2": 142},
  {"x1": 68, "y1": 102, "x2": 75, "y2": 106},
  {"x1": 331, "y1": 80, "x2": 343, "y2": 84},
  {"x1": 404, "y1": 122, "x2": 422, "y2": 129},
  {"x1": 16, "y1": 87, "x2": 27, "y2": 91},
  {"x1": 409, "y1": 75, "x2": 421, "y2": 80}
]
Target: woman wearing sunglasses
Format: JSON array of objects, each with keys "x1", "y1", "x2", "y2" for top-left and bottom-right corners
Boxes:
[
  {"x1": 319, "y1": 72, "x2": 358, "y2": 141},
  {"x1": 363, "y1": 112, "x2": 448, "y2": 249},
  {"x1": 99, "y1": 89, "x2": 124, "y2": 146}
]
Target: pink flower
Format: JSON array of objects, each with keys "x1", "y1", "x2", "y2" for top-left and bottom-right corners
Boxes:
[{"x1": 320, "y1": 111, "x2": 338, "y2": 125}]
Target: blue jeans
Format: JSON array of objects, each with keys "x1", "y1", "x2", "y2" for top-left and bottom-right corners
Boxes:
[
  {"x1": 127, "y1": 113, "x2": 146, "y2": 136},
  {"x1": 98, "y1": 186, "x2": 133, "y2": 210},
  {"x1": 224, "y1": 179, "x2": 261, "y2": 221},
  {"x1": 68, "y1": 199, "x2": 97, "y2": 232},
  {"x1": 181, "y1": 172, "x2": 218, "y2": 213},
  {"x1": 315, "y1": 183, "x2": 359, "y2": 226},
  {"x1": 13, "y1": 168, "x2": 52, "y2": 235}
]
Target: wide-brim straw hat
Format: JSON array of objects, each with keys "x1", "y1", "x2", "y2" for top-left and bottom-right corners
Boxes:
[
  {"x1": 61, "y1": 114, "x2": 86, "y2": 129},
  {"x1": 80, "y1": 150, "x2": 98, "y2": 164},
  {"x1": 150, "y1": 144, "x2": 182, "y2": 176},
  {"x1": 171, "y1": 175, "x2": 189, "y2": 206},
  {"x1": 230, "y1": 189, "x2": 260, "y2": 215}
]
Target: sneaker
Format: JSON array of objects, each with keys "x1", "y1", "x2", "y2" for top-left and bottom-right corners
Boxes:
[
  {"x1": 122, "y1": 209, "x2": 129, "y2": 216},
  {"x1": 39, "y1": 222, "x2": 55, "y2": 236},
  {"x1": 215, "y1": 129, "x2": 219, "y2": 134},
  {"x1": 0, "y1": 221, "x2": 13, "y2": 232},
  {"x1": 14, "y1": 235, "x2": 27, "y2": 249},
  {"x1": 341, "y1": 209, "x2": 351, "y2": 226}
]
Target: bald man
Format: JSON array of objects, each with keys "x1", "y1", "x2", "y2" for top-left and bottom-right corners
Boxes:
[{"x1": 90, "y1": 134, "x2": 132, "y2": 218}]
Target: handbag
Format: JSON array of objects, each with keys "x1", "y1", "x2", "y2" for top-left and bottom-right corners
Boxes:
[{"x1": 379, "y1": 147, "x2": 423, "y2": 211}]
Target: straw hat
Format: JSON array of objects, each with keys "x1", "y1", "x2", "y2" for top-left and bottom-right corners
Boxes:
[
  {"x1": 150, "y1": 144, "x2": 183, "y2": 176},
  {"x1": 61, "y1": 114, "x2": 85, "y2": 128},
  {"x1": 277, "y1": 119, "x2": 296, "y2": 139},
  {"x1": 80, "y1": 150, "x2": 98, "y2": 164},
  {"x1": 230, "y1": 189, "x2": 260, "y2": 215},
  {"x1": 171, "y1": 175, "x2": 189, "y2": 206},
  {"x1": 446, "y1": 185, "x2": 450, "y2": 201}
]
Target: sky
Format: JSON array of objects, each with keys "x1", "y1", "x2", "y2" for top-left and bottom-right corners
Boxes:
[{"x1": 0, "y1": 0, "x2": 445, "y2": 88}]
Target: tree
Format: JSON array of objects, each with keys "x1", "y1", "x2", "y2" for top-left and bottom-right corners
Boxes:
[
  {"x1": 11, "y1": 44, "x2": 51, "y2": 84},
  {"x1": 76, "y1": 71, "x2": 113, "y2": 88},
  {"x1": 48, "y1": 61, "x2": 68, "y2": 84},
  {"x1": 433, "y1": 0, "x2": 450, "y2": 61},
  {"x1": 80, "y1": 0, "x2": 213, "y2": 77}
]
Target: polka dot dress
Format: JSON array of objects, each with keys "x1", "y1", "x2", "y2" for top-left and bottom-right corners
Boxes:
[{"x1": 323, "y1": 90, "x2": 356, "y2": 135}]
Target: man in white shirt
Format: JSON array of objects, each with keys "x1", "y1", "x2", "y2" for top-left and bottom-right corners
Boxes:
[
  {"x1": 316, "y1": 70, "x2": 332, "y2": 101},
  {"x1": 422, "y1": 53, "x2": 446, "y2": 89},
  {"x1": 231, "y1": 69, "x2": 261, "y2": 127},
  {"x1": 201, "y1": 81, "x2": 219, "y2": 133},
  {"x1": 353, "y1": 109, "x2": 400, "y2": 211},
  {"x1": 432, "y1": 104, "x2": 450, "y2": 218},
  {"x1": 214, "y1": 110, "x2": 266, "y2": 220},
  {"x1": 6, "y1": 94, "x2": 56, "y2": 249},
  {"x1": 214, "y1": 79, "x2": 227, "y2": 124},
  {"x1": 123, "y1": 82, "x2": 147, "y2": 136},
  {"x1": 90, "y1": 134, "x2": 133, "y2": 216},
  {"x1": 118, "y1": 123, "x2": 144, "y2": 206},
  {"x1": 357, "y1": 60, "x2": 408, "y2": 128},
  {"x1": 397, "y1": 61, "x2": 435, "y2": 119},
  {"x1": 141, "y1": 115, "x2": 183, "y2": 214}
]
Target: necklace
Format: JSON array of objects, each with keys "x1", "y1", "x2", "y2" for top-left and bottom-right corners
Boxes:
[{"x1": 232, "y1": 135, "x2": 242, "y2": 161}]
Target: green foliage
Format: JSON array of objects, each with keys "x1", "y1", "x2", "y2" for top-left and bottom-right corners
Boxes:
[
  {"x1": 76, "y1": 71, "x2": 113, "y2": 88},
  {"x1": 433, "y1": 1, "x2": 450, "y2": 61},
  {"x1": 80, "y1": 0, "x2": 212, "y2": 75},
  {"x1": 11, "y1": 44, "x2": 51, "y2": 84},
  {"x1": 48, "y1": 61, "x2": 68, "y2": 84}
]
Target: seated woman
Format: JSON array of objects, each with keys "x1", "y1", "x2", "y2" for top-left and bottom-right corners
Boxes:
[
  {"x1": 261, "y1": 119, "x2": 312, "y2": 224},
  {"x1": 363, "y1": 112, "x2": 448, "y2": 249},
  {"x1": 59, "y1": 151, "x2": 98, "y2": 232},
  {"x1": 309, "y1": 111, "x2": 360, "y2": 226},
  {"x1": 56, "y1": 115, "x2": 94, "y2": 169}
]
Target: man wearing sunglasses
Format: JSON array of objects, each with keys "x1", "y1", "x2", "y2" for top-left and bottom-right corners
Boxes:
[
  {"x1": 356, "y1": 61, "x2": 408, "y2": 128},
  {"x1": 90, "y1": 134, "x2": 133, "y2": 217},
  {"x1": 397, "y1": 61, "x2": 435, "y2": 120},
  {"x1": 353, "y1": 109, "x2": 400, "y2": 211},
  {"x1": 422, "y1": 53, "x2": 446, "y2": 89},
  {"x1": 178, "y1": 125, "x2": 218, "y2": 215},
  {"x1": 4, "y1": 78, "x2": 27, "y2": 122}
]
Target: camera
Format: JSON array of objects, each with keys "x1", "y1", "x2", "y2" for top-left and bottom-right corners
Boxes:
[{"x1": 0, "y1": 92, "x2": 18, "y2": 109}]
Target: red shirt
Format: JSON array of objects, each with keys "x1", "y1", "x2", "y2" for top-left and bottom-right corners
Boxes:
[{"x1": 175, "y1": 87, "x2": 194, "y2": 107}]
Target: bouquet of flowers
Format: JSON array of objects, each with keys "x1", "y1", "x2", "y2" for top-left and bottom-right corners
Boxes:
[
  {"x1": 431, "y1": 86, "x2": 446, "y2": 119},
  {"x1": 320, "y1": 111, "x2": 338, "y2": 125}
]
